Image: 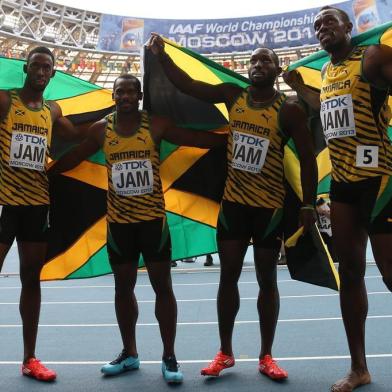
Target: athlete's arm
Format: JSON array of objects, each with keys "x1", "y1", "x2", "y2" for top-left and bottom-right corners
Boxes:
[
  {"x1": 0, "y1": 90, "x2": 11, "y2": 123},
  {"x1": 363, "y1": 44, "x2": 392, "y2": 88},
  {"x1": 147, "y1": 34, "x2": 241, "y2": 106},
  {"x1": 282, "y1": 69, "x2": 321, "y2": 111},
  {"x1": 150, "y1": 115, "x2": 227, "y2": 148},
  {"x1": 48, "y1": 119, "x2": 105, "y2": 176},
  {"x1": 49, "y1": 100, "x2": 82, "y2": 141},
  {"x1": 281, "y1": 99, "x2": 317, "y2": 232}
]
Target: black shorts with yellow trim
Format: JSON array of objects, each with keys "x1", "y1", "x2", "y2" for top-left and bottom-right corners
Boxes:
[
  {"x1": 330, "y1": 176, "x2": 392, "y2": 234},
  {"x1": 0, "y1": 205, "x2": 49, "y2": 244},
  {"x1": 107, "y1": 217, "x2": 171, "y2": 265},
  {"x1": 217, "y1": 200, "x2": 283, "y2": 249}
]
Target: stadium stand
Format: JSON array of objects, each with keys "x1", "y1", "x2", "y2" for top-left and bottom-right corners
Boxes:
[{"x1": 0, "y1": 0, "x2": 320, "y2": 91}]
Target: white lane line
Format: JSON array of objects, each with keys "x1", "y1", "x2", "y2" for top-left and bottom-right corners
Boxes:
[
  {"x1": 0, "y1": 353, "x2": 391, "y2": 365},
  {"x1": 0, "y1": 275, "x2": 383, "y2": 290},
  {"x1": 0, "y1": 315, "x2": 391, "y2": 328},
  {"x1": 0, "y1": 291, "x2": 390, "y2": 306}
]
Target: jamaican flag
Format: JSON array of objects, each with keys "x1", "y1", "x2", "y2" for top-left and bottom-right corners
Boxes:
[
  {"x1": 0, "y1": 56, "x2": 113, "y2": 280},
  {"x1": 143, "y1": 38, "x2": 340, "y2": 290}
]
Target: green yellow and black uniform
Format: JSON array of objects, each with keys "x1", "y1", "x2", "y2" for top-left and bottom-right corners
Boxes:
[
  {"x1": 320, "y1": 46, "x2": 392, "y2": 233},
  {"x1": 217, "y1": 89, "x2": 288, "y2": 247},
  {"x1": 0, "y1": 89, "x2": 52, "y2": 243},
  {"x1": 103, "y1": 111, "x2": 170, "y2": 263}
]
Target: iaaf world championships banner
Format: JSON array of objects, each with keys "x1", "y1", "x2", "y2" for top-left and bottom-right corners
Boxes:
[{"x1": 97, "y1": 0, "x2": 392, "y2": 54}]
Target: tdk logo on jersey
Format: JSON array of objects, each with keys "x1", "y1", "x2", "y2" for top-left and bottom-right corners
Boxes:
[
  {"x1": 234, "y1": 133, "x2": 265, "y2": 147},
  {"x1": 15, "y1": 134, "x2": 46, "y2": 145},
  {"x1": 122, "y1": 161, "x2": 149, "y2": 170},
  {"x1": 321, "y1": 96, "x2": 349, "y2": 111}
]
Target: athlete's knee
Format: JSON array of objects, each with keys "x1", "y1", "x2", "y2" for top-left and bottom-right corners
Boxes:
[
  {"x1": 338, "y1": 262, "x2": 365, "y2": 285},
  {"x1": 114, "y1": 278, "x2": 135, "y2": 296},
  {"x1": 151, "y1": 277, "x2": 174, "y2": 297},
  {"x1": 220, "y1": 265, "x2": 242, "y2": 284},
  {"x1": 19, "y1": 265, "x2": 41, "y2": 288},
  {"x1": 258, "y1": 277, "x2": 278, "y2": 292}
]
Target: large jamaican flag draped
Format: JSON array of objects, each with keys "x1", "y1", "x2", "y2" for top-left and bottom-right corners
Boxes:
[{"x1": 143, "y1": 38, "x2": 339, "y2": 290}]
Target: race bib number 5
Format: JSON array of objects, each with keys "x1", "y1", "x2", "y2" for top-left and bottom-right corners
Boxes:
[
  {"x1": 112, "y1": 159, "x2": 154, "y2": 196},
  {"x1": 321, "y1": 94, "x2": 356, "y2": 141},
  {"x1": 9, "y1": 132, "x2": 47, "y2": 171},
  {"x1": 231, "y1": 131, "x2": 269, "y2": 173},
  {"x1": 356, "y1": 146, "x2": 379, "y2": 168}
]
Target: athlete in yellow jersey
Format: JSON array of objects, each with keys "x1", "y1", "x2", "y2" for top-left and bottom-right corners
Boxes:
[
  {"x1": 49, "y1": 74, "x2": 226, "y2": 384},
  {"x1": 149, "y1": 35, "x2": 317, "y2": 380},
  {"x1": 0, "y1": 46, "x2": 78, "y2": 382},
  {"x1": 284, "y1": 6, "x2": 392, "y2": 392}
]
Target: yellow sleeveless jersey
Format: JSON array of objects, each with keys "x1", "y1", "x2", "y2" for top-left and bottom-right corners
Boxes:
[
  {"x1": 320, "y1": 46, "x2": 392, "y2": 182},
  {"x1": 223, "y1": 90, "x2": 288, "y2": 208},
  {"x1": 0, "y1": 89, "x2": 52, "y2": 205},
  {"x1": 103, "y1": 111, "x2": 165, "y2": 223}
]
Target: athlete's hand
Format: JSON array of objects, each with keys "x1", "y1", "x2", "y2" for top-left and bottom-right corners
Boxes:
[
  {"x1": 299, "y1": 208, "x2": 317, "y2": 234},
  {"x1": 282, "y1": 70, "x2": 304, "y2": 88},
  {"x1": 147, "y1": 33, "x2": 165, "y2": 56}
]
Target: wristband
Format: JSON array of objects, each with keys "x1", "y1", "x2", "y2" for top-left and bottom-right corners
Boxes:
[{"x1": 300, "y1": 204, "x2": 315, "y2": 211}]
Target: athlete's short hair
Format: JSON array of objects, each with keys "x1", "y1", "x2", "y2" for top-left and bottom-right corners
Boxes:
[
  {"x1": 319, "y1": 6, "x2": 351, "y2": 24},
  {"x1": 253, "y1": 47, "x2": 280, "y2": 67},
  {"x1": 114, "y1": 74, "x2": 141, "y2": 92},
  {"x1": 267, "y1": 48, "x2": 280, "y2": 67},
  {"x1": 27, "y1": 47, "x2": 55, "y2": 65}
]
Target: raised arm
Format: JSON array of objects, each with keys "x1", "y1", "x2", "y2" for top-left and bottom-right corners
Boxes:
[
  {"x1": 282, "y1": 69, "x2": 321, "y2": 111},
  {"x1": 150, "y1": 115, "x2": 227, "y2": 148},
  {"x1": 363, "y1": 44, "x2": 392, "y2": 88},
  {"x1": 281, "y1": 99, "x2": 317, "y2": 232},
  {"x1": 48, "y1": 119, "x2": 105, "y2": 176},
  {"x1": 147, "y1": 34, "x2": 240, "y2": 106}
]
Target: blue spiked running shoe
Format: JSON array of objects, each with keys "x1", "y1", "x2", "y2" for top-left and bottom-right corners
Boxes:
[
  {"x1": 101, "y1": 349, "x2": 140, "y2": 376},
  {"x1": 162, "y1": 356, "x2": 183, "y2": 384}
]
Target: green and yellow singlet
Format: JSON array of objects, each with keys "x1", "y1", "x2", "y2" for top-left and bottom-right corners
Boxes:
[
  {"x1": 223, "y1": 90, "x2": 288, "y2": 208},
  {"x1": 320, "y1": 46, "x2": 392, "y2": 182},
  {"x1": 103, "y1": 111, "x2": 165, "y2": 223},
  {"x1": 0, "y1": 89, "x2": 52, "y2": 205}
]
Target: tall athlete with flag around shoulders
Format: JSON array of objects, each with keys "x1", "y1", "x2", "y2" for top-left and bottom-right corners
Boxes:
[
  {"x1": 0, "y1": 46, "x2": 80, "y2": 381},
  {"x1": 49, "y1": 73, "x2": 227, "y2": 384},
  {"x1": 284, "y1": 6, "x2": 392, "y2": 392},
  {"x1": 148, "y1": 34, "x2": 317, "y2": 381}
]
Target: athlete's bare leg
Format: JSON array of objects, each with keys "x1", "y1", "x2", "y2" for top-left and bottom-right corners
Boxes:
[
  {"x1": 111, "y1": 262, "x2": 139, "y2": 357},
  {"x1": 330, "y1": 202, "x2": 371, "y2": 392},
  {"x1": 216, "y1": 239, "x2": 248, "y2": 355},
  {"x1": 0, "y1": 242, "x2": 12, "y2": 272},
  {"x1": 253, "y1": 247, "x2": 280, "y2": 358},
  {"x1": 18, "y1": 242, "x2": 47, "y2": 362},
  {"x1": 370, "y1": 234, "x2": 392, "y2": 292},
  {"x1": 145, "y1": 260, "x2": 177, "y2": 358}
]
